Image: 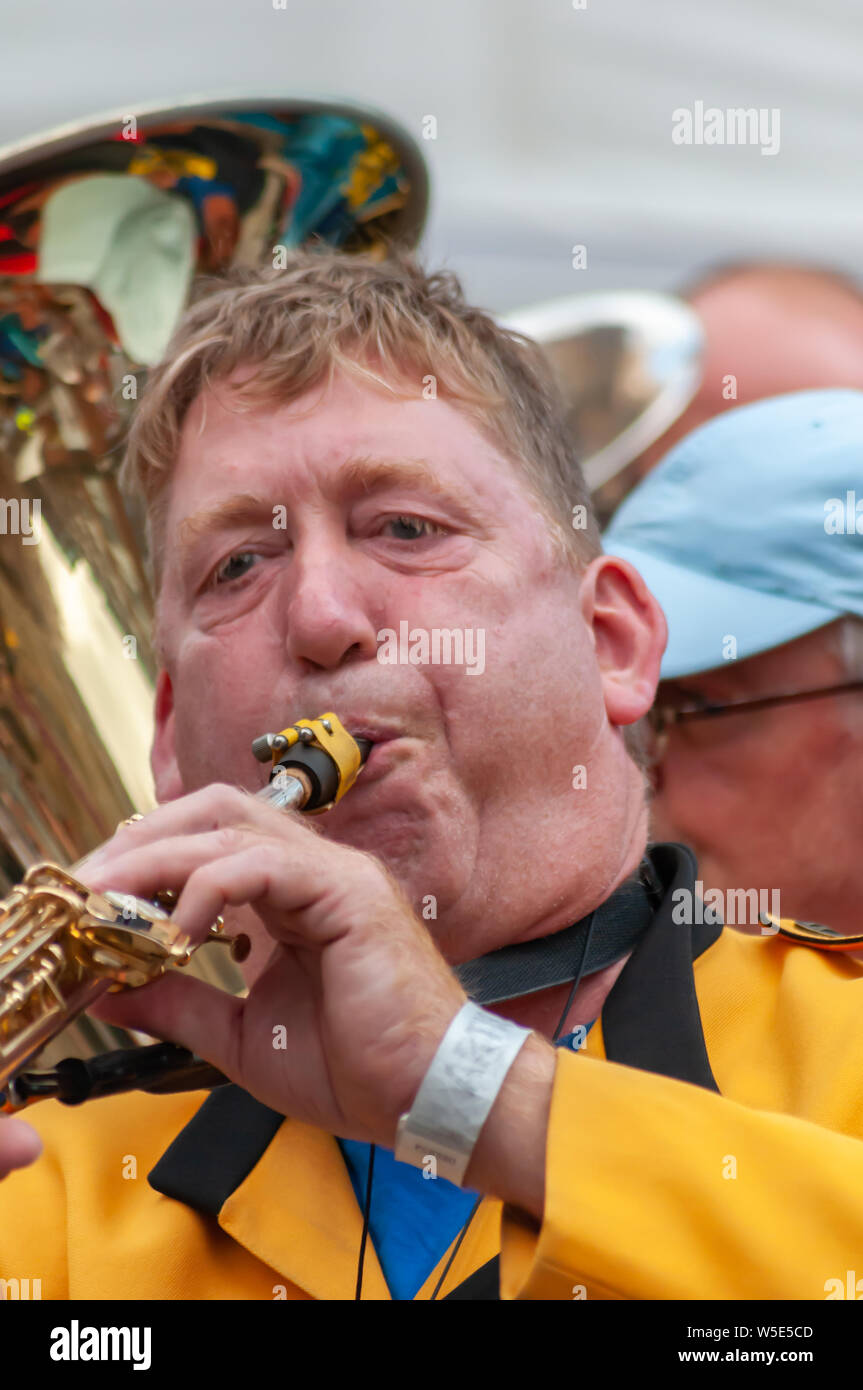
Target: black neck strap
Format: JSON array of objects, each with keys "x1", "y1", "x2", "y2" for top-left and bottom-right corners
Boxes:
[{"x1": 452, "y1": 859, "x2": 662, "y2": 1006}]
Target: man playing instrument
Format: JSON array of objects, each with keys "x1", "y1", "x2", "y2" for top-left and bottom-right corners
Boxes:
[{"x1": 1, "y1": 251, "x2": 863, "y2": 1300}]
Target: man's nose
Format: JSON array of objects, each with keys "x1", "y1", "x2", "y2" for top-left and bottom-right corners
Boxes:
[{"x1": 281, "y1": 540, "x2": 380, "y2": 671}]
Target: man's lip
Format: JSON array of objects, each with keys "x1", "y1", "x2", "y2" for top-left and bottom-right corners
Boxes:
[
  {"x1": 346, "y1": 726, "x2": 402, "y2": 746},
  {"x1": 352, "y1": 734, "x2": 408, "y2": 784}
]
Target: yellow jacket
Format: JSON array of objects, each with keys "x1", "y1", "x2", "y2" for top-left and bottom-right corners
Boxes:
[{"x1": 2, "y1": 843, "x2": 863, "y2": 1300}]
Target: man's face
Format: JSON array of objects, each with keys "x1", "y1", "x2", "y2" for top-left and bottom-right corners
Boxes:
[
  {"x1": 650, "y1": 623, "x2": 863, "y2": 929},
  {"x1": 152, "y1": 366, "x2": 615, "y2": 958}
]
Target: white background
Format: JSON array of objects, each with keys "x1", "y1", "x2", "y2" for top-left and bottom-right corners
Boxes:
[{"x1": 1, "y1": 0, "x2": 860, "y2": 312}]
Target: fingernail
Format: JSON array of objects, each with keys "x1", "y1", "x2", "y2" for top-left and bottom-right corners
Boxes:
[{"x1": 3, "y1": 1119, "x2": 43, "y2": 1165}]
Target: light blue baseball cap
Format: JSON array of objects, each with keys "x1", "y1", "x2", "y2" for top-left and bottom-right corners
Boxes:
[{"x1": 602, "y1": 390, "x2": 863, "y2": 679}]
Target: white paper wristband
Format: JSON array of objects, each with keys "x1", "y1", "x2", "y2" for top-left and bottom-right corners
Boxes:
[{"x1": 393, "y1": 1001, "x2": 532, "y2": 1187}]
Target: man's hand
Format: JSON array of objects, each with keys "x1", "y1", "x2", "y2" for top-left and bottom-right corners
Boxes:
[{"x1": 80, "y1": 784, "x2": 469, "y2": 1150}]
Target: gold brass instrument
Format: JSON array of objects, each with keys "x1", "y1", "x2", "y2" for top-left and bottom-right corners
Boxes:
[
  {"x1": 0, "y1": 96, "x2": 426, "y2": 1074},
  {"x1": 0, "y1": 713, "x2": 371, "y2": 1111},
  {"x1": 499, "y1": 291, "x2": 704, "y2": 523}
]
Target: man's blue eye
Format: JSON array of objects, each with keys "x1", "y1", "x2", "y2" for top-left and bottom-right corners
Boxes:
[
  {"x1": 385, "y1": 515, "x2": 446, "y2": 540},
  {"x1": 215, "y1": 552, "x2": 258, "y2": 584}
]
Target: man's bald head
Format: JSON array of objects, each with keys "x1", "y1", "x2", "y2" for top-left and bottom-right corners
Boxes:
[
  {"x1": 687, "y1": 261, "x2": 863, "y2": 395},
  {"x1": 604, "y1": 262, "x2": 863, "y2": 502}
]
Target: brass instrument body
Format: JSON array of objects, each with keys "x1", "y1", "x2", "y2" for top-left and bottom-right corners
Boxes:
[
  {"x1": 0, "y1": 714, "x2": 369, "y2": 1102},
  {"x1": 0, "y1": 100, "x2": 421, "y2": 1104},
  {"x1": 0, "y1": 863, "x2": 194, "y2": 1091}
]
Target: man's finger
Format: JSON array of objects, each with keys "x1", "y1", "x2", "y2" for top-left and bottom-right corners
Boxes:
[
  {"x1": 0, "y1": 1117, "x2": 43, "y2": 1179},
  {"x1": 82, "y1": 829, "x2": 280, "y2": 935},
  {"x1": 89, "y1": 970, "x2": 244, "y2": 1081},
  {"x1": 83, "y1": 783, "x2": 299, "y2": 874},
  {"x1": 83, "y1": 833, "x2": 364, "y2": 949}
]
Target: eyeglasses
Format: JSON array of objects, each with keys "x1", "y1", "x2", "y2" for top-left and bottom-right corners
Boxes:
[{"x1": 648, "y1": 679, "x2": 863, "y2": 741}]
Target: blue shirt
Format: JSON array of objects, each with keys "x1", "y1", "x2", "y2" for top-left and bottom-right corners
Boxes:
[{"x1": 338, "y1": 1021, "x2": 594, "y2": 1299}]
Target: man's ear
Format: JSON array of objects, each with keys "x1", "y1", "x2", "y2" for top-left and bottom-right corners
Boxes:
[
  {"x1": 578, "y1": 554, "x2": 667, "y2": 726},
  {"x1": 151, "y1": 669, "x2": 185, "y2": 803}
]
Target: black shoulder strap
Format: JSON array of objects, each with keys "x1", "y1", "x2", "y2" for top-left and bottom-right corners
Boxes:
[{"x1": 453, "y1": 866, "x2": 657, "y2": 1005}]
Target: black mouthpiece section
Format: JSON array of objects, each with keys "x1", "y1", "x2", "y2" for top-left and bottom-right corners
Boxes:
[
  {"x1": 271, "y1": 735, "x2": 372, "y2": 811},
  {"x1": 272, "y1": 744, "x2": 338, "y2": 809}
]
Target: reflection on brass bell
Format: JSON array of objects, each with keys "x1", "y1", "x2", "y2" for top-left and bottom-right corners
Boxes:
[{"x1": 499, "y1": 291, "x2": 704, "y2": 495}]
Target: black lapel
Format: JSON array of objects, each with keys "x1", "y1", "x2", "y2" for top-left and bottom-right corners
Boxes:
[
  {"x1": 148, "y1": 1082, "x2": 284, "y2": 1214},
  {"x1": 599, "y1": 842, "x2": 721, "y2": 1090},
  {"x1": 443, "y1": 842, "x2": 722, "y2": 1300}
]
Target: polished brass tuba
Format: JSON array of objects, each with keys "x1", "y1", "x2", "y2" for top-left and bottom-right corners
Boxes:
[
  {"x1": 499, "y1": 291, "x2": 703, "y2": 523},
  {"x1": 0, "y1": 94, "x2": 427, "y2": 1074}
]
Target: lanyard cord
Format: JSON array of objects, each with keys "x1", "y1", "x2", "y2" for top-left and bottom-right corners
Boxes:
[
  {"x1": 426, "y1": 908, "x2": 600, "y2": 1302},
  {"x1": 354, "y1": 1143, "x2": 376, "y2": 1301},
  {"x1": 354, "y1": 861, "x2": 659, "y2": 1300},
  {"x1": 355, "y1": 910, "x2": 602, "y2": 1300},
  {"x1": 550, "y1": 908, "x2": 598, "y2": 1046},
  {"x1": 428, "y1": 1193, "x2": 484, "y2": 1299}
]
